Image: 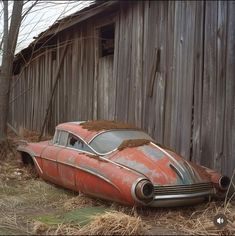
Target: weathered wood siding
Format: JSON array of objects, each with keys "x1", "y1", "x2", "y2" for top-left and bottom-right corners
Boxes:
[{"x1": 9, "y1": 1, "x2": 235, "y2": 177}]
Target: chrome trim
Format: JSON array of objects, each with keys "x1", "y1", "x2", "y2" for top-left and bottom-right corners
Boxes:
[
  {"x1": 150, "y1": 196, "x2": 209, "y2": 207},
  {"x1": 131, "y1": 177, "x2": 153, "y2": 205},
  {"x1": 169, "y1": 163, "x2": 184, "y2": 180},
  {"x1": 151, "y1": 142, "x2": 186, "y2": 175},
  {"x1": 153, "y1": 182, "x2": 214, "y2": 195},
  {"x1": 184, "y1": 161, "x2": 197, "y2": 178},
  {"x1": 17, "y1": 147, "x2": 43, "y2": 174},
  {"x1": 58, "y1": 161, "x2": 121, "y2": 193},
  {"x1": 56, "y1": 128, "x2": 107, "y2": 156},
  {"x1": 52, "y1": 129, "x2": 146, "y2": 177},
  {"x1": 153, "y1": 190, "x2": 215, "y2": 200},
  {"x1": 40, "y1": 156, "x2": 57, "y2": 163},
  {"x1": 65, "y1": 146, "x2": 96, "y2": 156}
]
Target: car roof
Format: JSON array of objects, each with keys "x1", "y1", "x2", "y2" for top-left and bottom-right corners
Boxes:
[{"x1": 56, "y1": 120, "x2": 140, "y2": 143}]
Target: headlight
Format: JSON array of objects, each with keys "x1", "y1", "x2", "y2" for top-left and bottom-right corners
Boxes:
[
  {"x1": 135, "y1": 179, "x2": 154, "y2": 200},
  {"x1": 218, "y1": 176, "x2": 230, "y2": 191}
]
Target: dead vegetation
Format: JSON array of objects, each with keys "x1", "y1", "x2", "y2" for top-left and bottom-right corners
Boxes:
[
  {"x1": 0, "y1": 138, "x2": 17, "y2": 160},
  {"x1": 77, "y1": 211, "x2": 148, "y2": 235},
  {"x1": 0, "y1": 128, "x2": 234, "y2": 235},
  {"x1": 118, "y1": 139, "x2": 150, "y2": 151},
  {"x1": 63, "y1": 194, "x2": 105, "y2": 211},
  {"x1": 81, "y1": 120, "x2": 140, "y2": 131}
]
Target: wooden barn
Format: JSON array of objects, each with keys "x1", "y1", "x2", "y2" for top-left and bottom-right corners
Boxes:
[{"x1": 10, "y1": 1, "x2": 235, "y2": 177}]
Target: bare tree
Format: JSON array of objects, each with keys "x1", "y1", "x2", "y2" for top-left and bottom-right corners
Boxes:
[
  {"x1": 0, "y1": 1, "x2": 91, "y2": 142},
  {"x1": 0, "y1": 0, "x2": 24, "y2": 141}
]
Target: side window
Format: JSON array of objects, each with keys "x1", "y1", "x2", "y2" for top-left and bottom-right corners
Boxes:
[
  {"x1": 58, "y1": 131, "x2": 69, "y2": 146},
  {"x1": 53, "y1": 130, "x2": 59, "y2": 144},
  {"x1": 67, "y1": 134, "x2": 95, "y2": 154}
]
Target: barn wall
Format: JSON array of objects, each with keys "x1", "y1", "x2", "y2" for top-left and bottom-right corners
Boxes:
[{"x1": 9, "y1": 1, "x2": 235, "y2": 177}]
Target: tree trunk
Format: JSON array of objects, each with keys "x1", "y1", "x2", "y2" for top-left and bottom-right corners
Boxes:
[{"x1": 0, "y1": 0, "x2": 23, "y2": 141}]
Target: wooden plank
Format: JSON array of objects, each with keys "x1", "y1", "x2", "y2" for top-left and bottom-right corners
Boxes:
[
  {"x1": 115, "y1": 3, "x2": 132, "y2": 122},
  {"x1": 191, "y1": 1, "x2": 205, "y2": 164},
  {"x1": 200, "y1": 1, "x2": 218, "y2": 168},
  {"x1": 179, "y1": 1, "x2": 196, "y2": 159},
  {"x1": 213, "y1": 1, "x2": 227, "y2": 172},
  {"x1": 163, "y1": 0, "x2": 175, "y2": 146},
  {"x1": 223, "y1": 1, "x2": 235, "y2": 177},
  {"x1": 142, "y1": 1, "x2": 150, "y2": 132},
  {"x1": 39, "y1": 42, "x2": 69, "y2": 140}
]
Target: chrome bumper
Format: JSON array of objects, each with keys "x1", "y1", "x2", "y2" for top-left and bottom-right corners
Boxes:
[{"x1": 149, "y1": 190, "x2": 216, "y2": 207}]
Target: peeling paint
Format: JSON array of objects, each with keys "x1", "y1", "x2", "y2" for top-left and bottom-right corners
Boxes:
[
  {"x1": 138, "y1": 145, "x2": 164, "y2": 161},
  {"x1": 116, "y1": 157, "x2": 150, "y2": 175}
]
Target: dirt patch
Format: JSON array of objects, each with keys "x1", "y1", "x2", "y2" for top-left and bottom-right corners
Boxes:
[
  {"x1": 81, "y1": 120, "x2": 140, "y2": 132},
  {"x1": 118, "y1": 139, "x2": 150, "y2": 151}
]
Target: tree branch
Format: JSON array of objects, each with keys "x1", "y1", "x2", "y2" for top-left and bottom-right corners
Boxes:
[{"x1": 22, "y1": 0, "x2": 39, "y2": 20}]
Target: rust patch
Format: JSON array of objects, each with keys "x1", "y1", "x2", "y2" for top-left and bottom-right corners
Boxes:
[
  {"x1": 189, "y1": 162, "x2": 211, "y2": 180},
  {"x1": 118, "y1": 139, "x2": 150, "y2": 151},
  {"x1": 81, "y1": 120, "x2": 140, "y2": 132},
  {"x1": 84, "y1": 153, "x2": 108, "y2": 162}
]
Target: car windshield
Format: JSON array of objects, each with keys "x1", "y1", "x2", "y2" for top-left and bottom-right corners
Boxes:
[{"x1": 89, "y1": 130, "x2": 153, "y2": 154}]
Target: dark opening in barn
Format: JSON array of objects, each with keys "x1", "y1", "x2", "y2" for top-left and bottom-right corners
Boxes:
[{"x1": 99, "y1": 24, "x2": 115, "y2": 57}]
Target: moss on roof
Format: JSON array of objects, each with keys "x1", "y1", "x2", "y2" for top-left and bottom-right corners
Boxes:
[
  {"x1": 118, "y1": 139, "x2": 150, "y2": 151},
  {"x1": 80, "y1": 120, "x2": 140, "y2": 132}
]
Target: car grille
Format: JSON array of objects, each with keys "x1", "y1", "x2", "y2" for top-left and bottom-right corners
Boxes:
[{"x1": 154, "y1": 182, "x2": 214, "y2": 195}]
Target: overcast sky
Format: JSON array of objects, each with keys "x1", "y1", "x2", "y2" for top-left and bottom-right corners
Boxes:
[{"x1": 0, "y1": 1, "x2": 93, "y2": 61}]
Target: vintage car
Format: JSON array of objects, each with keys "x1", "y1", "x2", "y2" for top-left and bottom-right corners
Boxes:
[{"x1": 17, "y1": 120, "x2": 230, "y2": 207}]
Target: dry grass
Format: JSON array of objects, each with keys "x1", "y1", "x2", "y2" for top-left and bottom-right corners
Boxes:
[
  {"x1": 63, "y1": 194, "x2": 105, "y2": 211},
  {"x1": 33, "y1": 221, "x2": 81, "y2": 235},
  {"x1": 0, "y1": 138, "x2": 18, "y2": 160},
  {"x1": 77, "y1": 210, "x2": 148, "y2": 235},
  {"x1": 41, "y1": 210, "x2": 149, "y2": 236},
  {"x1": 18, "y1": 128, "x2": 52, "y2": 142},
  {"x1": 0, "y1": 130, "x2": 234, "y2": 235}
]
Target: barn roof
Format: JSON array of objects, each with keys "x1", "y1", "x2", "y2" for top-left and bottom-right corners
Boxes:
[{"x1": 13, "y1": 1, "x2": 118, "y2": 74}]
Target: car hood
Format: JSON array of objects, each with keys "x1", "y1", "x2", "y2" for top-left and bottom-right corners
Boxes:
[{"x1": 108, "y1": 143, "x2": 210, "y2": 185}]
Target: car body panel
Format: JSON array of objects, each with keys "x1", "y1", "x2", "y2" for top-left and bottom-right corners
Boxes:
[{"x1": 17, "y1": 121, "x2": 230, "y2": 207}]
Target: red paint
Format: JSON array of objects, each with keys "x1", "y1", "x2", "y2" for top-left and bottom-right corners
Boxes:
[{"x1": 17, "y1": 121, "x2": 230, "y2": 207}]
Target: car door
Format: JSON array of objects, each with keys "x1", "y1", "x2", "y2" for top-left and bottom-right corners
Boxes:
[
  {"x1": 41, "y1": 130, "x2": 68, "y2": 184},
  {"x1": 57, "y1": 147, "x2": 78, "y2": 191},
  {"x1": 56, "y1": 133, "x2": 92, "y2": 190}
]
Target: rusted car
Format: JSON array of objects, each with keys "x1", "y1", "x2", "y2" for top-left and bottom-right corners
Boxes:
[{"x1": 17, "y1": 120, "x2": 230, "y2": 207}]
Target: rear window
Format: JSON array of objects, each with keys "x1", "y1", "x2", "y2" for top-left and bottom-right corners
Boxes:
[{"x1": 89, "y1": 130, "x2": 152, "y2": 154}]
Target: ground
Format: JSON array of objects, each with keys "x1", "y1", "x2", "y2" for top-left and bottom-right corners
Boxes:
[{"x1": 0, "y1": 130, "x2": 234, "y2": 235}]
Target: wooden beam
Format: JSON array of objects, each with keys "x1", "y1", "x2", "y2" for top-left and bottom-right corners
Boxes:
[{"x1": 38, "y1": 42, "x2": 69, "y2": 141}]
